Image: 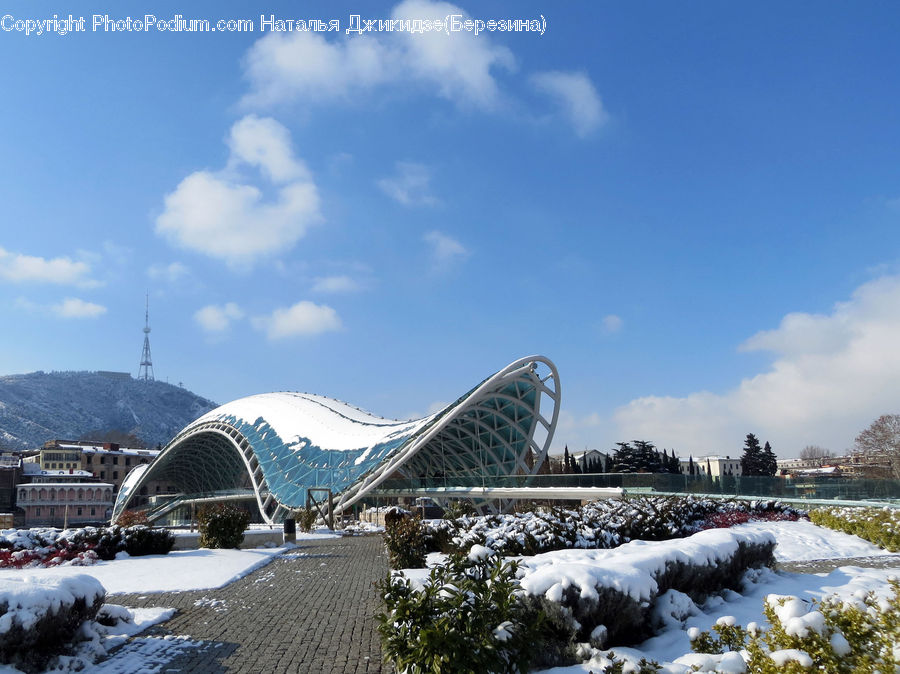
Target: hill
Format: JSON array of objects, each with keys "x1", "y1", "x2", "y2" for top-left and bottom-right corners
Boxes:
[{"x1": 0, "y1": 371, "x2": 218, "y2": 450}]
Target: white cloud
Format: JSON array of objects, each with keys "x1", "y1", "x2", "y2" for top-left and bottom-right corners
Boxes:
[
  {"x1": 311, "y1": 275, "x2": 361, "y2": 294},
  {"x1": 242, "y1": 0, "x2": 513, "y2": 110},
  {"x1": 194, "y1": 302, "x2": 244, "y2": 333},
  {"x1": 147, "y1": 262, "x2": 189, "y2": 283},
  {"x1": 227, "y1": 115, "x2": 310, "y2": 183},
  {"x1": 424, "y1": 230, "x2": 469, "y2": 269},
  {"x1": 0, "y1": 247, "x2": 95, "y2": 286},
  {"x1": 252, "y1": 300, "x2": 342, "y2": 339},
  {"x1": 531, "y1": 70, "x2": 608, "y2": 137},
  {"x1": 377, "y1": 162, "x2": 437, "y2": 206},
  {"x1": 155, "y1": 115, "x2": 321, "y2": 267},
  {"x1": 51, "y1": 297, "x2": 107, "y2": 319},
  {"x1": 613, "y1": 274, "x2": 900, "y2": 457},
  {"x1": 601, "y1": 314, "x2": 623, "y2": 334},
  {"x1": 390, "y1": 0, "x2": 514, "y2": 109}
]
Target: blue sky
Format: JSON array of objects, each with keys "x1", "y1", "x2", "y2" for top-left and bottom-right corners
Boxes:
[{"x1": 2, "y1": 1, "x2": 899, "y2": 458}]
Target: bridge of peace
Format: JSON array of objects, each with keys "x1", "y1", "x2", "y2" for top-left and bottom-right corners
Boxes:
[{"x1": 113, "y1": 355, "x2": 900, "y2": 525}]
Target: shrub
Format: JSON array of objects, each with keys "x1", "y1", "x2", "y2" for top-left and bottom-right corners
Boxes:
[
  {"x1": 690, "y1": 579, "x2": 900, "y2": 672},
  {"x1": 809, "y1": 506, "x2": 900, "y2": 551},
  {"x1": 123, "y1": 526, "x2": 175, "y2": 556},
  {"x1": 376, "y1": 549, "x2": 545, "y2": 673},
  {"x1": 442, "y1": 500, "x2": 477, "y2": 519},
  {"x1": 197, "y1": 504, "x2": 251, "y2": 549},
  {"x1": 0, "y1": 575, "x2": 105, "y2": 673},
  {"x1": 115, "y1": 509, "x2": 149, "y2": 528},
  {"x1": 294, "y1": 507, "x2": 317, "y2": 533},
  {"x1": 383, "y1": 514, "x2": 427, "y2": 569}
]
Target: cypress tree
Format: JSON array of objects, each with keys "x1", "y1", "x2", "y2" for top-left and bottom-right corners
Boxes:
[{"x1": 761, "y1": 441, "x2": 778, "y2": 477}]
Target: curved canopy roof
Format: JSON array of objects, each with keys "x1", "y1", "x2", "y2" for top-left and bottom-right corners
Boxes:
[{"x1": 113, "y1": 355, "x2": 560, "y2": 523}]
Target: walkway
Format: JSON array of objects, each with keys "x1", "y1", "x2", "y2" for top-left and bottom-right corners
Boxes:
[{"x1": 106, "y1": 535, "x2": 392, "y2": 673}]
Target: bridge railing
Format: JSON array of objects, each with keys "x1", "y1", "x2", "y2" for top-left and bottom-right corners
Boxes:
[{"x1": 375, "y1": 473, "x2": 900, "y2": 503}]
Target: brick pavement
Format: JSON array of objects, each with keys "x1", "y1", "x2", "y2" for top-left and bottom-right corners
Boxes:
[{"x1": 107, "y1": 535, "x2": 393, "y2": 673}]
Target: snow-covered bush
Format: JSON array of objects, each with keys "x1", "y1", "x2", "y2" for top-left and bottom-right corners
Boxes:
[
  {"x1": 198, "y1": 503, "x2": 251, "y2": 549},
  {"x1": 123, "y1": 525, "x2": 175, "y2": 556},
  {"x1": 384, "y1": 514, "x2": 428, "y2": 569},
  {"x1": 688, "y1": 579, "x2": 900, "y2": 672},
  {"x1": 376, "y1": 548, "x2": 545, "y2": 673},
  {"x1": 0, "y1": 524, "x2": 175, "y2": 568},
  {"x1": 518, "y1": 528, "x2": 776, "y2": 651},
  {"x1": 809, "y1": 506, "x2": 900, "y2": 551},
  {"x1": 426, "y1": 496, "x2": 798, "y2": 556},
  {"x1": 0, "y1": 574, "x2": 105, "y2": 672}
]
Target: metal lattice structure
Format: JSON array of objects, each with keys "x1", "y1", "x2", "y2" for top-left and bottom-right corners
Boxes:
[
  {"x1": 112, "y1": 355, "x2": 560, "y2": 524},
  {"x1": 138, "y1": 294, "x2": 154, "y2": 381}
]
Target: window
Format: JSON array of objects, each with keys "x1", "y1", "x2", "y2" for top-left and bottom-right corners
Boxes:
[
  {"x1": 49, "y1": 507, "x2": 55, "y2": 516},
  {"x1": 18, "y1": 489, "x2": 25, "y2": 501},
  {"x1": 77, "y1": 508, "x2": 82, "y2": 516},
  {"x1": 35, "y1": 507, "x2": 41, "y2": 516},
  {"x1": 86, "y1": 455, "x2": 92, "y2": 464},
  {"x1": 125, "y1": 457, "x2": 131, "y2": 466},
  {"x1": 100, "y1": 456, "x2": 106, "y2": 464},
  {"x1": 113, "y1": 471, "x2": 119, "y2": 480},
  {"x1": 100, "y1": 471, "x2": 106, "y2": 479},
  {"x1": 112, "y1": 457, "x2": 119, "y2": 465},
  {"x1": 90, "y1": 508, "x2": 96, "y2": 516}
]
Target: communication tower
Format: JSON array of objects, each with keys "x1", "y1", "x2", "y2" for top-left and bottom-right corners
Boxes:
[{"x1": 138, "y1": 294, "x2": 155, "y2": 381}]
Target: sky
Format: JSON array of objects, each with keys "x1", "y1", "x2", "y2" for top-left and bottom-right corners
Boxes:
[{"x1": 1, "y1": 1, "x2": 899, "y2": 459}]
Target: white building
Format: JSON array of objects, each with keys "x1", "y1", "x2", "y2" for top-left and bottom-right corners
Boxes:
[{"x1": 677, "y1": 455, "x2": 742, "y2": 478}]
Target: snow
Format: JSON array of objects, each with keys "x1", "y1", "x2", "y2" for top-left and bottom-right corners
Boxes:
[
  {"x1": 517, "y1": 528, "x2": 775, "y2": 604},
  {"x1": 196, "y1": 391, "x2": 434, "y2": 453},
  {"x1": 0, "y1": 535, "x2": 335, "y2": 593},
  {"x1": 0, "y1": 574, "x2": 104, "y2": 633},
  {"x1": 529, "y1": 520, "x2": 900, "y2": 674},
  {"x1": 733, "y1": 519, "x2": 896, "y2": 561}
]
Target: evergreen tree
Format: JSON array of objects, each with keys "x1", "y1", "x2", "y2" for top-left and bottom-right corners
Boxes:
[
  {"x1": 741, "y1": 433, "x2": 764, "y2": 476},
  {"x1": 612, "y1": 442, "x2": 637, "y2": 472},
  {"x1": 688, "y1": 455, "x2": 695, "y2": 476},
  {"x1": 564, "y1": 446, "x2": 571, "y2": 473},
  {"x1": 761, "y1": 441, "x2": 778, "y2": 476},
  {"x1": 706, "y1": 458, "x2": 713, "y2": 480}
]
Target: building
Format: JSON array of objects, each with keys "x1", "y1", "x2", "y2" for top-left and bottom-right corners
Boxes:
[
  {"x1": 678, "y1": 455, "x2": 743, "y2": 478},
  {"x1": 0, "y1": 453, "x2": 23, "y2": 513},
  {"x1": 25, "y1": 440, "x2": 170, "y2": 497},
  {"x1": 17, "y1": 463, "x2": 113, "y2": 527},
  {"x1": 113, "y1": 356, "x2": 561, "y2": 524}
]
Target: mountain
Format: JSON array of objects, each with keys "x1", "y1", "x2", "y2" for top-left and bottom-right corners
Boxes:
[{"x1": 0, "y1": 371, "x2": 218, "y2": 450}]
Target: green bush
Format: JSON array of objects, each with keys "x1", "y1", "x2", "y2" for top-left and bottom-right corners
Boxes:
[
  {"x1": 384, "y1": 514, "x2": 427, "y2": 569},
  {"x1": 442, "y1": 500, "x2": 477, "y2": 519},
  {"x1": 690, "y1": 579, "x2": 900, "y2": 672},
  {"x1": 376, "y1": 550, "x2": 545, "y2": 674},
  {"x1": 809, "y1": 506, "x2": 900, "y2": 551},
  {"x1": 294, "y1": 507, "x2": 317, "y2": 533},
  {"x1": 197, "y1": 504, "x2": 251, "y2": 549},
  {"x1": 123, "y1": 525, "x2": 175, "y2": 556}
]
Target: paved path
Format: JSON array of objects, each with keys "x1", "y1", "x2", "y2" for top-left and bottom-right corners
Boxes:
[{"x1": 107, "y1": 535, "x2": 393, "y2": 673}]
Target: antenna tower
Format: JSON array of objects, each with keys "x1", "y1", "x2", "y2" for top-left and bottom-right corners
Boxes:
[{"x1": 138, "y1": 294, "x2": 155, "y2": 381}]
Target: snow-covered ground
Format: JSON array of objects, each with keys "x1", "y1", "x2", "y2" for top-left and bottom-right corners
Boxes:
[
  {"x1": 0, "y1": 532, "x2": 339, "y2": 594},
  {"x1": 529, "y1": 520, "x2": 900, "y2": 673}
]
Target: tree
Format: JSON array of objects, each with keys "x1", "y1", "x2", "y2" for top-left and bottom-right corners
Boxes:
[
  {"x1": 564, "y1": 446, "x2": 571, "y2": 473},
  {"x1": 855, "y1": 414, "x2": 900, "y2": 478},
  {"x1": 741, "y1": 433, "x2": 764, "y2": 476},
  {"x1": 760, "y1": 441, "x2": 777, "y2": 477},
  {"x1": 611, "y1": 442, "x2": 638, "y2": 473},
  {"x1": 799, "y1": 445, "x2": 835, "y2": 465}
]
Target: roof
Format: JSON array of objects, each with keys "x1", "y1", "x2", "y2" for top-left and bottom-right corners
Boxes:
[{"x1": 113, "y1": 355, "x2": 561, "y2": 524}]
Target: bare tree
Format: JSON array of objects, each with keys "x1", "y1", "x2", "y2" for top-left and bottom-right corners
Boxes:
[
  {"x1": 799, "y1": 445, "x2": 834, "y2": 466},
  {"x1": 854, "y1": 414, "x2": 900, "y2": 478}
]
